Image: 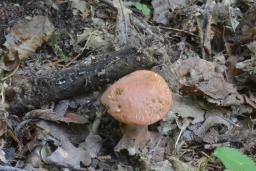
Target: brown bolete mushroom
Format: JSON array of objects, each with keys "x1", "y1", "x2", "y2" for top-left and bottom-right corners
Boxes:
[{"x1": 101, "y1": 70, "x2": 172, "y2": 154}]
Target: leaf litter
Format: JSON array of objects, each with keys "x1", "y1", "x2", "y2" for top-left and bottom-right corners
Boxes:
[{"x1": 1, "y1": 0, "x2": 256, "y2": 170}]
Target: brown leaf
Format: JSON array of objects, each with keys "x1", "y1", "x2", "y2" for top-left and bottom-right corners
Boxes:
[
  {"x1": 36, "y1": 121, "x2": 88, "y2": 144},
  {"x1": 2, "y1": 16, "x2": 54, "y2": 70},
  {"x1": 171, "y1": 94, "x2": 205, "y2": 124},
  {"x1": 46, "y1": 135, "x2": 91, "y2": 170},
  {"x1": 115, "y1": 128, "x2": 166, "y2": 163},
  {"x1": 193, "y1": 115, "x2": 232, "y2": 142},
  {"x1": 151, "y1": 0, "x2": 188, "y2": 24},
  {"x1": 173, "y1": 57, "x2": 243, "y2": 106},
  {"x1": 70, "y1": 0, "x2": 90, "y2": 19},
  {"x1": 0, "y1": 120, "x2": 7, "y2": 137},
  {"x1": 79, "y1": 134, "x2": 102, "y2": 158},
  {"x1": 25, "y1": 109, "x2": 88, "y2": 124}
]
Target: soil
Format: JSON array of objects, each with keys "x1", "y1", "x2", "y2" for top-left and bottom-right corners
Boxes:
[{"x1": 1, "y1": 0, "x2": 256, "y2": 171}]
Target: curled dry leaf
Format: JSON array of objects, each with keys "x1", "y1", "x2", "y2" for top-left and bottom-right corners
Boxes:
[
  {"x1": 70, "y1": 0, "x2": 90, "y2": 18},
  {"x1": 24, "y1": 146, "x2": 45, "y2": 170},
  {"x1": 193, "y1": 115, "x2": 232, "y2": 143},
  {"x1": 173, "y1": 57, "x2": 243, "y2": 106},
  {"x1": 25, "y1": 109, "x2": 88, "y2": 124},
  {"x1": 236, "y1": 58, "x2": 256, "y2": 84},
  {"x1": 46, "y1": 136, "x2": 91, "y2": 170},
  {"x1": 141, "y1": 158, "x2": 174, "y2": 171},
  {"x1": 0, "y1": 149, "x2": 7, "y2": 163},
  {"x1": 75, "y1": 28, "x2": 111, "y2": 50},
  {"x1": 150, "y1": 160, "x2": 174, "y2": 171},
  {"x1": 0, "y1": 120, "x2": 7, "y2": 153},
  {"x1": 36, "y1": 121, "x2": 88, "y2": 144},
  {"x1": 2, "y1": 16, "x2": 54, "y2": 71},
  {"x1": 171, "y1": 94, "x2": 205, "y2": 124},
  {"x1": 0, "y1": 120, "x2": 7, "y2": 137},
  {"x1": 115, "y1": 131, "x2": 166, "y2": 163},
  {"x1": 79, "y1": 134, "x2": 102, "y2": 158},
  {"x1": 151, "y1": 0, "x2": 188, "y2": 24},
  {"x1": 168, "y1": 156, "x2": 196, "y2": 171}
]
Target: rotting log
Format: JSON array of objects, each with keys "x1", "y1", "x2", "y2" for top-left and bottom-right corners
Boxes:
[{"x1": 5, "y1": 47, "x2": 157, "y2": 114}]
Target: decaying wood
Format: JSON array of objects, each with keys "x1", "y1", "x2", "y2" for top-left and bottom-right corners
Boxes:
[{"x1": 5, "y1": 47, "x2": 157, "y2": 114}]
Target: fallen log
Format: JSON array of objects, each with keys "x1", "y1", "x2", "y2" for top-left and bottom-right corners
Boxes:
[{"x1": 5, "y1": 47, "x2": 157, "y2": 114}]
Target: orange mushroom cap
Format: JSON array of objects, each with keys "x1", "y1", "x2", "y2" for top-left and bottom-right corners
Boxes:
[{"x1": 101, "y1": 70, "x2": 172, "y2": 125}]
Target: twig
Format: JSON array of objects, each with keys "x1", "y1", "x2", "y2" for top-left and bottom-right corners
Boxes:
[
  {"x1": 90, "y1": 109, "x2": 104, "y2": 135},
  {"x1": 65, "y1": 31, "x2": 96, "y2": 67},
  {"x1": 1, "y1": 65, "x2": 19, "y2": 81},
  {"x1": 158, "y1": 26, "x2": 199, "y2": 37}
]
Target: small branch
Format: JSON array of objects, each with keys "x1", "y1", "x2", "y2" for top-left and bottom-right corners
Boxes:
[{"x1": 158, "y1": 26, "x2": 199, "y2": 37}]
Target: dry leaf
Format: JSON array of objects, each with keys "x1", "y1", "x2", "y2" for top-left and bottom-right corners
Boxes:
[
  {"x1": 0, "y1": 120, "x2": 7, "y2": 137},
  {"x1": 168, "y1": 156, "x2": 196, "y2": 171},
  {"x1": 171, "y1": 94, "x2": 205, "y2": 124},
  {"x1": 193, "y1": 115, "x2": 232, "y2": 143},
  {"x1": 79, "y1": 134, "x2": 102, "y2": 158},
  {"x1": 76, "y1": 28, "x2": 111, "y2": 50},
  {"x1": 70, "y1": 0, "x2": 90, "y2": 18},
  {"x1": 36, "y1": 121, "x2": 88, "y2": 144},
  {"x1": 46, "y1": 136, "x2": 91, "y2": 170},
  {"x1": 2, "y1": 16, "x2": 54, "y2": 70},
  {"x1": 173, "y1": 57, "x2": 243, "y2": 106},
  {"x1": 150, "y1": 160, "x2": 174, "y2": 171},
  {"x1": 141, "y1": 158, "x2": 174, "y2": 171},
  {"x1": 151, "y1": 0, "x2": 188, "y2": 24},
  {"x1": 0, "y1": 149, "x2": 7, "y2": 163},
  {"x1": 115, "y1": 130, "x2": 166, "y2": 163},
  {"x1": 25, "y1": 109, "x2": 88, "y2": 124}
]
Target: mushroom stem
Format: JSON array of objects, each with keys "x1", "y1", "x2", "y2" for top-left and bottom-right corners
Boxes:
[{"x1": 114, "y1": 124, "x2": 151, "y2": 155}]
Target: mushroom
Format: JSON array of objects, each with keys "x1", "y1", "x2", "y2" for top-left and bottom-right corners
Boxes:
[{"x1": 101, "y1": 70, "x2": 172, "y2": 154}]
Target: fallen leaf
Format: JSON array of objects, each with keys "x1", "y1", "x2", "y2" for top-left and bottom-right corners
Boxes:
[
  {"x1": 0, "y1": 120, "x2": 7, "y2": 137},
  {"x1": 24, "y1": 146, "x2": 45, "y2": 170},
  {"x1": 25, "y1": 109, "x2": 88, "y2": 124},
  {"x1": 114, "y1": 164, "x2": 133, "y2": 171},
  {"x1": 141, "y1": 158, "x2": 174, "y2": 171},
  {"x1": 245, "y1": 41, "x2": 256, "y2": 56},
  {"x1": 152, "y1": 0, "x2": 189, "y2": 24},
  {"x1": 193, "y1": 115, "x2": 232, "y2": 142},
  {"x1": 2, "y1": 16, "x2": 54, "y2": 71},
  {"x1": 115, "y1": 130, "x2": 166, "y2": 163},
  {"x1": 69, "y1": 0, "x2": 90, "y2": 18},
  {"x1": 168, "y1": 156, "x2": 196, "y2": 171},
  {"x1": 229, "y1": 6, "x2": 241, "y2": 31},
  {"x1": 151, "y1": 0, "x2": 169, "y2": 24},
  {"x1": 75, "y1": 28, "x2": 111, "y2": 50},
  {"x1": 150, "y1": 160, "x2": 174, "y2": 171},
  {"x1": 0, "y1": 149, "x2": 7, "y2": 163},
  {"x1": 171, "y1": 94, "x2": 205, "y2": 124},
  {"x1": 79, "y1": 134, "x2": 102, "y2": 158},
  {"x1": 46, "y1": 135, "x2": 91, "y2": 170},
  {"x1": 36, "y1": 121, "x2": 88, "y2": 144},
  {"x1": 174, "y1": 57, "x2": 244, "y2": 106}
]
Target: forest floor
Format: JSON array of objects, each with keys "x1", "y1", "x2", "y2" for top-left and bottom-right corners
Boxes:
[{"x1": 0, "y1": 0, "x2": 256, "y2": 171}]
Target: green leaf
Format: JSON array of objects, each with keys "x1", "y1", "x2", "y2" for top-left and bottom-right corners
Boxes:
[
  {"x1": 213, "y1": 146, "x2": 256, "y2": 171},
  {"x1": 133, "y1": 2, "x2": 151, "y2": 16}
]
